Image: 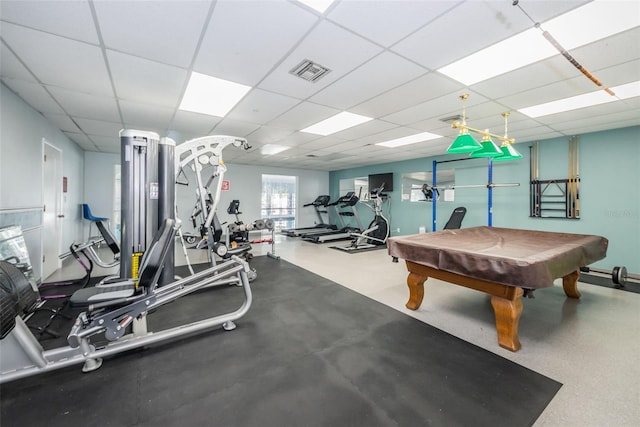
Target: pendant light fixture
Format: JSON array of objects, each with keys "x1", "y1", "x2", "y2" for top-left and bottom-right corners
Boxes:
[
  {"x1": 448, "y1": 95, "x2": 522, "y2": 161},
  {"x1": 493, "y1": 112, "x2": 523, "y2": 161},
  {"x1": 469, "y1": 130, "x2": 503, "y2": 158},
  {"x1": 446, "y1": 94, "x2": 483, "y2": 153}
]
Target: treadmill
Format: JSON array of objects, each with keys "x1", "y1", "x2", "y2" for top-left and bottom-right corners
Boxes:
[
  {"x1": 280, "y1": 195, "x2": 336, "y2": 237},
  {"x1": 302, "y1": 192, "x2": 363, "y2": 244}
]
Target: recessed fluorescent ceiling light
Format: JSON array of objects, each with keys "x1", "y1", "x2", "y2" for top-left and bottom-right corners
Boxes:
[
  {"x1": 301, "y1": 112, "x2": 373, "y2": 136},
  {"x1": 260, "y1": 144, "x2": 291, "y2": 156},
  {"x1": 376, "y1": 132, "x2": 443, "y2": 148},
  {"x1": 518, "y1": 80, "x2": 640, "y2": 118},
  {"x1": 438, "y1": 0, "x2": 640, "y2": 86},
  {"x1": 179, "y1": 72, "x2": 251, "y2": 117},
  {"x1": 296, "y1": 0, "x2": 334, "y2": 13}
]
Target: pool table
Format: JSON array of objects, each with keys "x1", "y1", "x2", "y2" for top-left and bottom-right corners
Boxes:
[{"x1": 388, "y1": 226, "x2": 608, "y2": 351}]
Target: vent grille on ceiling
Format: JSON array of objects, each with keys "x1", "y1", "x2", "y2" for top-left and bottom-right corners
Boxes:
[
  {"x1": 439, "y1": 114, "x2": 464, "y2": 123},
  {"x1": 290, "y1": 59, "x2": 331, "y2": 83}
]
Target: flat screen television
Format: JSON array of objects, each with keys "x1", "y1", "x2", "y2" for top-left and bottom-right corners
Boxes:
[{"x1": 368, "y1": 173, "x2": 393, "y2": 192}]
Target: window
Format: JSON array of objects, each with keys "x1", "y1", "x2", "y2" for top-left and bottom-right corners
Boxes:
[{"x1": 261, "y1": 174, "x2": 297, "y2": 230}]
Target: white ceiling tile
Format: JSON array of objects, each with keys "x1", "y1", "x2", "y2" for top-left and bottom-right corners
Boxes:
[
  {"x1": 63, "y1": 131, "x2": 97, "y2": 150},
  {"x1": 89, "y1": 135, "x2": 120, "y2": 151},
  {"x1": 278, "y1": 131, "x2": 322, "y2": 147},
  {"x1": 0, "y1": 23, "x2": 112, "y2": 95},
  {"x1": 258, "y1": 20, "x2": 383, "y2": 98},
  {"x1": 73, "y1": 118, "x2": 122, "y2": 137},
  {"x1": 540, "y1": 101, "x2": 639, "y2": 126},
  {"x1": 226, "y1": 89, "x2": 302, "y2": 125},
  {"x1": 351, "y1": 73, "x2": 463, "y2": 118},
  {"x1": 0, "y1": 44, "x2": 37, "y2": 82},
  {"x1": 107, "y1": 50, "x2": 187, "y2": 108},
  {"x1": 170, "y1": 110, "x2": 221, "y2": 137},
  {"x1": 120, "y1": 100, "x2": 174, "y2": 132},
  {"x1": 2, "y1": 79, "x2": 64, "y2": 115},
  {"x1": 44, "y1": 113, "x2": 81, "y2": 133},
  {"x1": 328, "y1": 0, "x2": 455, "y2": 47},
  {"x1": 94, "y1": 1, "x2": 210, "y2": 68},
  {"x1": 246, "y1": 126, "x2": 295, "y2": 145},
  {"x1": 269, "y1": 101, "x2": 339, "y2": 130},
  {"x1": 0, "y1": 0, "x2": 98, "y2": 43},
  {"x1": 392, "y1": 1, "x2": 531, "y2": 70},
  {"x1": 297, "y1": 135, "x2": 349, "y2": 151},
  {"x1": 382, "y1": 91, "x2": 489, "y2": 126},
  {"x1": 47, "y1": 86, "x2": 120, "y2": 121},
  {"x1": 195, "y1": 0, "x2": 317, "y2": 86},
  {"x1": 211, "y1": 118, "x2": 261, "y2": 138},
  {"x1": 310, "y1": 51, "x2": 427, "y2": 110},
  {"x1": 330, "y1": 119, "x2": 398, "y2": 141}
]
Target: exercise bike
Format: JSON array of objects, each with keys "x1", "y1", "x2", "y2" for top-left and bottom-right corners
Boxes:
[{"x1": 335, "y1": 184, "x2": 390, "y2": 252}]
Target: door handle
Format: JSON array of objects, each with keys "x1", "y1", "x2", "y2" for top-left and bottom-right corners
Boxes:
[{"x1": 57, "y1": 215, "x2": 65, "y2": 218}]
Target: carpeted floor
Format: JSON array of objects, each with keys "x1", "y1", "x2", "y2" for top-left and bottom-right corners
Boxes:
[{"x1": 2, "y1": 256, "x2": 561, "y2": 426}]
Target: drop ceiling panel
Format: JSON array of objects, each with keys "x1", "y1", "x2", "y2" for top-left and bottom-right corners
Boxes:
[
  {"x1": 0, "y1": 0, "x2": 98, "y2": 43},
  {"x1": 351, "y1": 73, "x2": 462, "y2": 118},
  {"x1": 94, "y1": 1, "x2": 209, "y2": 68},
  {"x1": 327, "y1": 0, "x2": 454, "y2": 48},
  {"x1": 472, "y1": 55, "x2": 585, "y2": 101},
  {"x1": 2, "y1": 79, "x2": 64, "y2": 115},
  {"x1": 0, "y1": 45, "x2": 37, "y2": 82},
  {"x1": 382, "y1": 91, "x2": 489, "y2": 126},
  {"x1": 226, "y1": 89, "x2": 301, "y2": 125},
  {"x1": 63, "y1": 132, "x2": 96, "y2": 149},
  {"x1": 392, "y1": 1, "x2": 532, "y2": 70},
  {"x1": 0, "y1": 23, "x2": 112, "y2": 95},
  {"x1": 246, "y1": 126, "x2": 295, "y2": 145},
  {"x1": 211, "y1": 118, "x2": 261, "y2": 138},
  {"x1": 268, "y1": 101, "x2": 339, "y2": 129},
  {"x1": 89, "y1": 135, "x2": 120, "y2": 152},
  {"x1": 297, "y1": 135, "x2": 349, "y2": 151},
  {"x1": 329, "y1": 119, "x2": 397, "y2": 141},
  {"x1": 258, "y1": 20, "x2": 383, "y2": 99},
  {"x1": 74, "y1": 118, "x2": 122, "y2": 137},
  {"x1": 107, "y1": 50, "x2": 187, "y2": 108},
  {"x1": 195, "y1": 0, "x2": 317, "y2": 86},
  {"x1": 43, "y1": 113, "x2": 81, "y2": 134},
  {"x1": 570, "y1": 27, "x2": 640, "y2": 73},
  {"x1": 170, "y1": 110, "x2": 220, "y2": 137},
  {"x1": 309, "y1": 51, "x2": 427, "y2": 110},
  {"x1": 120, "y1": 100, "x2": 174, "y2": 132},
  {"x1": 538, "y1": 101, "x2": 637, "y2": 126},
  {"x1": 277, "y1": 131, "x2": 321, "y2": 147},
  {"x1": 47, "y1": 87, "x2": 120, "y2": 122}
]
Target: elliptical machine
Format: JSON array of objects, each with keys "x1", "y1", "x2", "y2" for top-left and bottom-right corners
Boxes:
[{"x1": 335, "y1": 184, "x2": 390, "y2": 252}]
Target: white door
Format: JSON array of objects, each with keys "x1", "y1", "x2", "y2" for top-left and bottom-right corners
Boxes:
[{"x1": 42, "y1": 141, "x2": 63, "y2": 280}]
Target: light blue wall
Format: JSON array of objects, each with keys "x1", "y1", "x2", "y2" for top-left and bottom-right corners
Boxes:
[
  {"x1": 0, "y1": 83, "x2": 85, "y2": 281},
  {"x1": 330, "y1": 126, "x2": 640, "y2": 273}
]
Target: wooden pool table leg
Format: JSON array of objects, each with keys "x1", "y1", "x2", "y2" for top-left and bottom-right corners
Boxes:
[
  {"x1": 406, "y1": 272, "x2": 427, "y2": 310},
  {"x1": 562, "y1": 270, "x2": 581, "y2": 299},
  {"x1": 490, "y1": 288, "x2": 524, "y2": 352}
]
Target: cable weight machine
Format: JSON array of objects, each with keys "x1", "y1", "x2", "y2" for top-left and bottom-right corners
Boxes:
[{"x1": 175, "y1": 136, "x2": 259, "y2": 279}]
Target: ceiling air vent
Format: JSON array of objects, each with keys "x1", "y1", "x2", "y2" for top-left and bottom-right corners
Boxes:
[
  {"x1": 439, "y1": 114, "x2": 464, "y2": 124},
  {"x1": 290, "y1": 59, "x2": 331, "y2": 83}
]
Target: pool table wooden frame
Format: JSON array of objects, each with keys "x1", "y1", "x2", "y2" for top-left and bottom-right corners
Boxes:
[{"x1": 404, "y1": 261, "x2": 581, "y2": 352}]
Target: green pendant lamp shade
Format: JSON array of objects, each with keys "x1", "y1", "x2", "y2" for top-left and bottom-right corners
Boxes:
[
  {"x1": 447, "y1": 131, "x2": 482, "y2": 153},
  {"x1": 469, "y1": 134, "x2": 503, "y2": 158},
  {"x1": 492, "y1": 143, "x2": 523, "y2": 161}
]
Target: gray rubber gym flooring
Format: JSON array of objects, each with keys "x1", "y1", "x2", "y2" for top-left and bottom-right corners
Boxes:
[{"x1": 1, "y1": 256, "x2": 561, "y2": 426}]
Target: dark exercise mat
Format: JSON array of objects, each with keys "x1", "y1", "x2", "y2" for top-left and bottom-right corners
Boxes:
[{"x1": 2, "y1": 257, "x2": 561, "y2": 427}]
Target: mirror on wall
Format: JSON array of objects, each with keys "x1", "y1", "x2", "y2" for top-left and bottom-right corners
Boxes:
[
  {"x1": 401, "y1": 169, "x2": 455, "y2": 202},
  {"x1": 339, "y1": 177, "x2": 368, "y2": 199}
]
